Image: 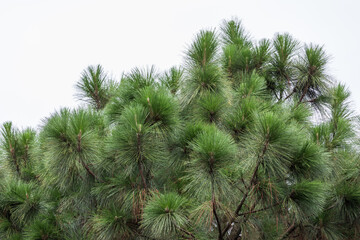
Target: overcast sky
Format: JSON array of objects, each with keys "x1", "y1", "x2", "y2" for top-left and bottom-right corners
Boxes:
[{"x1": 1, "y1": 0, "x2": 360, "y2": 129}]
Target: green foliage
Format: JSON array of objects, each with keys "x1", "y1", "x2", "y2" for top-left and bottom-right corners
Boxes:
[
  {"x1": 244, "y1": 111, "x2": 295, "y2": 178},
  {"x1": 41, "y1": 108, "x2": 103, "y2": 192},
  {"x1": 289, "y1": 141, "x2": 329, "y2": 180},
  {"x1": 236, "y1": 72, "x2": 267, "y2": 99},
  {"x1": 142, "y1": 192, "x2": 189, "y2": 238},
  {"x1": 135, "y1": 86, "x2": 179, "y2": 131},
  {"x1": 220, "y1": 18, "x2": 251, "y2": 47},
  {"x1": 87, "y1": 206, "x2": 134, "y2": 240},
  {"x1": 285, "y1": 180, "x2": 327, "y2": 221},
  {"x1": 182, "y1": 30, "x2": 228, "y2": 107},
  {"x1": 108, "y1": 104, "x2": 166, "y2": 180},
  {"x1": 0, "y1": 180, "x2": 47, "y2": 232},
  {"x1": 334, "y1": 180, "x2": 360, "y2": 223},
  {"x1": 105, "y1": 66, "x2": 158, "y2": 123},
  {"x1": 23, "y1": 217, "x2": 60, "y2": 240},
  {"x1": 1, "y1": 17, "x2": 359, "y2": 240},
  {"x1": 0, "y1": 122, "x2": 36, "y2": 180},
  {"x1": 186, "y1": 30, "x2": 219, "y2": 68},
  {"x1": 183, "y1": 125, "x2": 237, "y2": 200},
  {"x1": 76, "y1": 64, "x2": 114, "y2": 110},
  {"x1": 295, "y1": 44, "x2": 331, "y2": 104},
  {"x1": 160, "y1": 66, "x2": 183, "y2": 95},
  {"x1": 267, "y1": 33, "x2": 299, "y2": 99},
  {"x1": 195, "y1": 93, "x2": 227, "y2": 124}
]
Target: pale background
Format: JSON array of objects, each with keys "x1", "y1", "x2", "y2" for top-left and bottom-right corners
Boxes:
[{"x1": 1, "y1": 0, "x2": 359, "y2": 129}]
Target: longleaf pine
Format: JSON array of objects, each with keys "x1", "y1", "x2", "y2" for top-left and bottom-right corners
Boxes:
[{"x1": 1, "y1": 18, "x2": 360, "y2": 240}]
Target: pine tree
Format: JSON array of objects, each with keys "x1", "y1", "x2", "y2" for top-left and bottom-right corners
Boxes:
[{"x1": 1, "y1": 18, "x2": 360, "y2": 240}]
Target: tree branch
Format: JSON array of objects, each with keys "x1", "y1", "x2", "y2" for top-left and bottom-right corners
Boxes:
[
  {"x1": 178, "y1": 227, "x2": 196, "y2": 239},
  {"x1": 280, "y1": 221, "x2": 297, "y2": 240},
  {"x1": 77, "y1": 130, "x2": 102, "y2": 182},
  {"x1": 237, "y1": 202, "x2": 280, "y2": 217},
  {"x1": 221, "y1": 137, "x2": 269, "y2": 238},
  {"x1": 210, "y1": 155, "x2": 223, "y2": 240},
  {"x1": 9, "y1": 142, "x2": 20, "y2": 176},
  {"x1": 297, "y1": 81, "x2": 310, "y2": 106},
  {"x1": 136, "y1": 132, "x2": 148, "y2": 191}
]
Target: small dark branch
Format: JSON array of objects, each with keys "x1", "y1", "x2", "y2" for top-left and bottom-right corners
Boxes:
[
  {"x1": 297, "y1": 81, "x2": 310, "y2": 106},
  {"x1": 235, "y1": 179, "x2": 253, "y2": 214},
  {"x1": 232, "y1": 202, "x2": 258, "y2": 240},
  {"x1": 222, "y1": 138, "x2": 269, "y2": 238},
  {"x1": 280, "y1": 222, "x2": 297, "y2": 240},
  {"x1": 238, "y1": 202, "x2": 280, "y2": 217},
  {"x1": 284, "y1": 77, "x2": 302, "y2": 101},
  {"x1": 235, "y1": 151, "x2": 265, "y2": 216},
  {"x1": 234, "y1": 185, "x2": 245, "y2": 195},
  {"x1": 179, "y1": 227, "x2": 196, "y2": 239},
  {"x1": 286, "y1": 75, "x2": 291, "y2": 87},
  {"x1": 137, "y1": 132, "x2": 148, "y2": 191},
  {"x1": 9, "y1": 142, "x2": 20, "y2": 176},
  {"x1": 232, "y1": 225, "x2": 242, "y2": 240},
  {"x1": 138, "y1": 162, "x2": 148, "y2": 191},
  {"x1": 240, "y1": 178, "x2": 248, "y2": 190},
  {"x1": 78, "y1": 158, "x2": 101, "y2": 182},
  {"x1": 77, "y1": 130, "x2": 102, "y2": 182},
  {"x1": 221, "y1": 162, "x2": 260, "y2": 238},
  {"x1": 86, "y1": 80, "x2": 102, "y2": 110},
  {"x1": 284, "y1": 88, "x2": 296, "y2": 100},
  {"x1": 93, "y1": 79, "x2": 102, "y2": 110},
  {"x1": 23, "y1": 144, "x2": 29, "y2": 167},
  {"x1": 209, "y1": 153, "x2": 214, "y2": 175},
  {"x1": 210, "y1": 166, "x2": 223, "y2": 240},
  {"x1": 93, "y1": 93, "x2": 102, "y2": 110},
  {"x1": 213, "y1": 198, "x2": 223, "y2": 240}
]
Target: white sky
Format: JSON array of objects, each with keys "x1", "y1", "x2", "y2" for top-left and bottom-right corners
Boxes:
[{"x1": 1, "y1": 0, "x2": 360, "y2": 129}]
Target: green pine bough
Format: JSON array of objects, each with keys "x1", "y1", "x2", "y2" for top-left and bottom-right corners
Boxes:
[{"x1": 1, "y1": 18, "x2": 360, "y2": 240}]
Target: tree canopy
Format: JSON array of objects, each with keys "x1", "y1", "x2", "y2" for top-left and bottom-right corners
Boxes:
[{"x1": 1, "y1": 18, "x2": 360, "y2": 240}]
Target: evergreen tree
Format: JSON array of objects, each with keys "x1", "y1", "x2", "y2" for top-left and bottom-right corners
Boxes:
[{"x1": 1, "y1": 18, "x2": 360, "y2": 240}]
